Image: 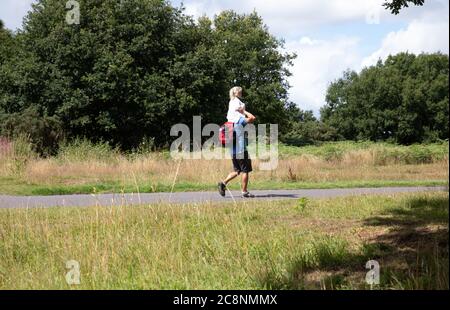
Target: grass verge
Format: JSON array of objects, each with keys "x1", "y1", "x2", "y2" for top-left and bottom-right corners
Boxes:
[
  {"x1": 0, "y1": 178, "x2": 447, "y2": 196},
  {"x1": 0, "y1": 191, "x2": 448, "y2": 289}
]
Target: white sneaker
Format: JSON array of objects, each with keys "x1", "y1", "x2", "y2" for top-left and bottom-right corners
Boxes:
[{"x1": 242, "y1": 192, "x2": 255, "y2": 198}]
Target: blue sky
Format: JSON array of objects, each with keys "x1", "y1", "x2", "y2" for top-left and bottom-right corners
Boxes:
[{"x1": 1, "y1": 0, "x2": 449, "y2": 115}]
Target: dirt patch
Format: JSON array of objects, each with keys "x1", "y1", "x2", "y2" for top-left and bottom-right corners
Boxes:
[{"x1": 276, "y1": 216, "x2": 361, "y2": 234}]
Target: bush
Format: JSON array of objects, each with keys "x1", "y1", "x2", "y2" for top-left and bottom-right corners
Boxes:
[
  {"x1": 279, "y1": 141, "x2": 449, "y2": 165},
  {"x1": 57, "y1": 139, "x2": 120, "y2": 163},
  {"x1": 282, "y1": 120, "x2": 341, "y2": 147},
  {"x1": 373, "y1": 143, "x2": 449, "y2": 165},
  {"x1": 0, "y1": 107, "x2": 63, "y2": 156},
  {"x1": 0, "y1": 135, "x2": 36, "y2": 175}
]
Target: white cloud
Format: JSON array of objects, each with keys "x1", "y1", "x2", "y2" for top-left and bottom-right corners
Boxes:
[
  {"x1": 178, "y1": 0, "x2": 389, "y2": 37},
  {"x1": 285, "y1": 36, "x2": 362, "y2": 114},
  {"x1": 237, "y1": 0, "x2": 388, "y2": 37},
  {"x1": 183, "y1": 0, "x2": 222, "y2": 20},
  {"x1": 362, "y1": 15, "x2": 449, "y2": 67},
  {"x1": 178, "y1": 0, "x2": 449, "y2": 37}
]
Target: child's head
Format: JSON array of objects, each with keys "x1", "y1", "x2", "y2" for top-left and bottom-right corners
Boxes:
[{"x1": 229, "y1": 86, "x2": 243, "y2": 100}]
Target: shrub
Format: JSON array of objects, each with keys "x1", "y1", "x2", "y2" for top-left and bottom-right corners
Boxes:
[
  {"x1": 0, "y1": 135, "x2": 36, "y2": 175},
  {"x1": 0, "y1": 107, "x2": 63, "y2": 156},
  {"x1": 57, "y1": 139, "x2": 120, "y2": 163}
]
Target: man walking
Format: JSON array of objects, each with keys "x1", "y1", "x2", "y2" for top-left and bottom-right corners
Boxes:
[{"x1": 218, "y1": 87, "x2": 256, "y2": 198}]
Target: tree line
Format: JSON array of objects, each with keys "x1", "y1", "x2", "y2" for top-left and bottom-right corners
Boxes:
[
  {"x1": 285, "y1": 52, "x2": 449, "y2": 146},
  {"x1": 321, "y1": 53, "x2": 449, "y2": 145},
  {"x1": 0, "y1": 0, "x2": 446, "y2": 155},
  {"x1": 0, "y1": 0, "x2": 296, "y2": 154}
]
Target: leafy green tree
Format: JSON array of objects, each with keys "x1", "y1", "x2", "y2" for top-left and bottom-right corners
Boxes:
[
  {"x1": 384, "y1": 0, "x2": 425, "y2": 14},
  {"x1": 0, "y1": 20, "x2": 15, "y2": 65},
  {"x1": 0, "y1": 1, "x2": 295, "y2": 151},
  {"x1": 321, "y1": 53, "x2": 449, "y2": 144},
  {"x1": 212, "y1": 11, "x2": 296, "y2": 129},
  {"x1": 282, "y1": 103, "x2": 340, "y2": 146}
]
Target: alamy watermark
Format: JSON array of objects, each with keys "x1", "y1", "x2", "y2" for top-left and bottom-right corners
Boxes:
[
  {"x1": 65, "y1": 260, "x2": 81, "y2": 285},
  {"x1": 365, "y1": 0, "x2": 383, "y2": 25},
  {"x1": 365, "y1": 260, "x2": 380, "y2": 287},
  {"x1": 66, "y1": 0, "x2": 80, "y2": 25},
  {"x1": 170, "y1": 116, "x2": 279, "y2": 170}
]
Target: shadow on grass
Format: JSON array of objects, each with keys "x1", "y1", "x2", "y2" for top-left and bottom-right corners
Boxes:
[
  {"x1": 363, "y1": 195, "x2": 449, "y2": 253},
  {"x1": 260, "y1": 194, "x2": 449, "y2": 290}
]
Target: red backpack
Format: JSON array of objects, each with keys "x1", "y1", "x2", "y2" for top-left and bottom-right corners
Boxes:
[{"x1": 219, "y1": 122, "x2": 234, "y2": 147}]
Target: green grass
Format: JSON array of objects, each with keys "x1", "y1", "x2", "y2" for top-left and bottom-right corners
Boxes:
[
  {"x1": 278, "y1": 141, "x2": 449, "y2": 163},
  {"x1": 0, "y1": 178, "x2": 447, "y2": 196},
  {"x1": 0, "y1": 192, "x2": 448, "y2": 289}
]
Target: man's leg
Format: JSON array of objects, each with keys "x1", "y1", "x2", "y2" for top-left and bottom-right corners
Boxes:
[
  {"x1": 218, "y1": 171, "x2": 239, "y2": 197},
  {"x1": 240, "y1": 155, "x2": 254, "y2": 198},
  {"x1": 241, "y1": 172, "x2": 249, "y2": 193},
  {"x1": 224, "y1": 171, "x2": 239, "y2": 185}
]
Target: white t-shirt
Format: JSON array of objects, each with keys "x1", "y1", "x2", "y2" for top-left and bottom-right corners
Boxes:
[{"x1": 227, "y1": 98, "x2": 246, "y2": 123}]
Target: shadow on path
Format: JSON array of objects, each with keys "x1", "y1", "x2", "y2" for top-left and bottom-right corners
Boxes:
[{"x1": 254, "y1": 194, "x2": 298, "y2": 199}]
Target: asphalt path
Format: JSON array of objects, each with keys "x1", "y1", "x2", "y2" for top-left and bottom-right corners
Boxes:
[{"x1": 0, "y1": 186, "x2": 447, "y2": 209}]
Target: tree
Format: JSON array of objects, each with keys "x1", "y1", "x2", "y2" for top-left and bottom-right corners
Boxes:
[
  {"x1": 212, "y1": 10, "x2": 296, "y2": 129},
  {"x1": 321, "y1": 53, "x2": 449, "y2": 144},
  {"x1": 384, "y1": 0, "x2": 425, "y2": 14},
  {"x1": 282, "y1": 103, "x2": 340, "y2": 146},
  {"x1": 0, "y1": 107, "x2": 63, "y2": 156},
  {"x1": 0, "y1": 0, "x2": 295, "y2": 151},
  {"x1": 0, "y1": 19, "x2": 15, "y2": 64}
]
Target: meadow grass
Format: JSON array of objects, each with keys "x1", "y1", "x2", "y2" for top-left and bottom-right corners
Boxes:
[
  {"x1": 0, "y1": 191, "x2": 448, "y2": 290},
  {"x1": 0, "y1": 139, "x2": 448, "y2": 196}
]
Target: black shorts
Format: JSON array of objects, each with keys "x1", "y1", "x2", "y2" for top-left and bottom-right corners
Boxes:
[{"x1": 232, "y1": 151, "x2": 253, "y2": 174}]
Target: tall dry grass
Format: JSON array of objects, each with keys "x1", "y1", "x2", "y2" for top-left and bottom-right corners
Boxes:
[
  {"x1": 21, "y1": 149, "x2": 449, "y2": 186},
  {"x1": 0, "y1": 136, "x2": 36, "y2": 177},
  {"x1": 1, "y1": 139, "x2": 448, "y2": 190}
]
